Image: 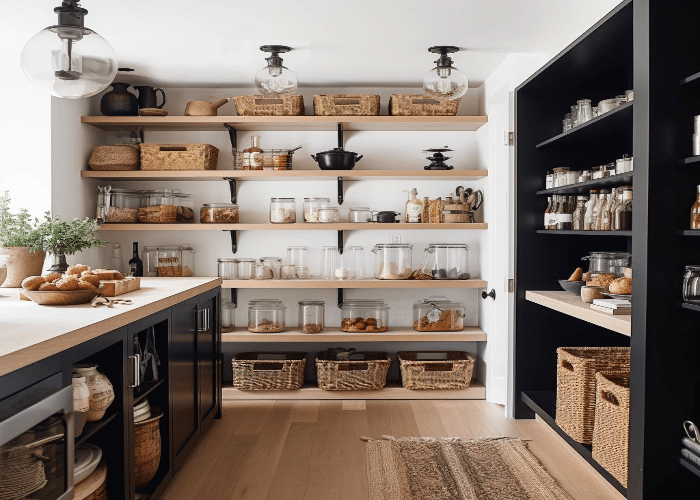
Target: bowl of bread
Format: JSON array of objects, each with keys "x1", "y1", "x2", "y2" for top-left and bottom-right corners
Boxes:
[
  {"x1": 582, "y1": 270, "x2": 632, "y2": 298},
  {"x1": 559, "y1": 267, "x2": 586, "y2": 295},
  {"x1": 20, "y1": 264, "x2": 125, "y2": 306}
]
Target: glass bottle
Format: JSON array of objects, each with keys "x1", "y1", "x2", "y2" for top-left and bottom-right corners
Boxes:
[
  {"x1": 600, "y1": 189, "x2": 616, "y2": 231},
  {"x1": 404, "y1": 188, "x2": 423, "y2": 223},
  {"x1": 545, "y1": 171, "x2": 554, "y2": 189},
  {"x1": 573, "y1": 196, "x2": 588, "y2": 231},
  {"x1": 129, "y1": 242, "x2": 143, "y2": 277},
  {"x1": 576, "y1": 99, "x2": 593, "y2": 125},
  {"x1": 691, "y1": 185, "x2": 700, "y2": 230},
  {"x1": 110, "y1": 243, "x2": 127, "y2": 274},
  {"x1": 544, "y1": 196, "x2": 553, "y2": 229},
  {"x1": 615, "y1": 187, "x2": 633, "y2": 230},
  {"x1": 243, "y1": 135, "x2": 263, "y2": 170},
  {"x1": 584, "y1": 189, "x2": 599, "y2": 230},
  {"x1": 547, "y1": 196, "x2": 559, "y2": 230},
  {"x1": 594, "y1": 189, "x2": 610, "y2": 231},
  {"x1": 556, "y1": 195, "x2": 572, "y2": 230}
]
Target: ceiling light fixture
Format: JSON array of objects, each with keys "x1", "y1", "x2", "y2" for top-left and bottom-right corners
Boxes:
[
  {"x1": 255, "y1": 45, "x2": 298, "y2": 95},
  {"x1": 21, "y1": 0, "x2": 118, "y2": 99},
  {"x1": 423, "y1": 46, "x2": 468, "y2": 101}
]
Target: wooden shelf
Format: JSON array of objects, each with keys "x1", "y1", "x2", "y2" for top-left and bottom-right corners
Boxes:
[
  {"x1": 679, "y1": 156, "x2": 700, "y2": 166},
  {"x1": 679, "y1": 302, "x2": 700, "y2": 312},
  {"x1": 536, "y1": 172, "x2": 633, "y2": 195},
  {"x1": 521, "y1": 391, "x2": 626, "y2": 496},
  {"x1": 536, "y1": 230, "x2": 632, "y2": 236},
  {"x1": 97, "y1": 222, "x2": 488, "y2": 231},
  {"x1": 222, "y1": 326, "x2": 486, "y2": 343},
  {"x1": 133, "y1": 378, "x2": 165, "y2": 405},
  {"x1": 525, "y1": 291, "x2": 631, "y2": 336},
  {"x1": 81, "y1": 169, "x2": 488, "y2": 181},
  {"x1": 223, "y1": 380, "x2": 485, "y2": 401},
  {"x1": 679, "y1": 71, "x2": 700, "y2": 87},
  {"x1": 81, "y1": 115, "x2": 488, "y2": 132},
  {"x1": 678, "y1": 230, "x2": 700, "y2": 236},
  {"x1": 75, "y1": 410, "x2": 119, "y2": 447},
  {"x1": 222, "y1": 279, "x2": 486, "y2": 289}
]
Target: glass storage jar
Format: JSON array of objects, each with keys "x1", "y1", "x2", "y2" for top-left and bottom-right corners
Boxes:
[
  {"x1": 254, "y1": 263, "x2": 272, "y2": 280},
  {"x1": 174, "y1": 193, "x2": 195, "y2": 223},
  {"x1": 298, "y1": 300, "x2": 325, "y2": 333},
  {"x1": 139, "y1": 190, "x2": 180, "y2": 223},
  {"x1": 248, "y1": 299, "x2": 283, "y2": 306},
  {"x1": 280, "y1": 265, "x2": 296, "y2": 279},
  {"x1": 340, "y1": 300, "x2": 389, "y2": 332},
  {"x1": 318, "y1": 207, "x2": 341, "y2": 223},
  {"x1": 579, "y1": 170, "x2": 591, "y2": 183},
  {"x1": 372, "y1": 243, "x2": 413, "y2": 279},
  {"x1": 236, "y1": 258, "x2": 256, "y2": 280},
  {"x1": 221, "y1": 297, "x2": 236, "y2": 332},
  {"x1": 217, "y1": 258, "x2": 237, "y2": 279},
  {"x1": 582, "y1": 251, "x2": 631, "y2": 276},
  {"x1": 200, "y1": 203, "x2": 239, "y2": 223},
  {"x1": 565, "y1": 170, "x2": 579, "y2": 185},
  {"x1": 421, "y1": 244, "x2": 469, "y2": 280},
  {"x1": 413, "y1": 296, "x2": 466, "y2": 332},
  {"x1": 553, "y1": 167, "x2": 570, "y2": 187},
  {"x1": 286, "y1": 246, "x2": 309, "y2": 268},
  {"x1": 683, "y1": 266, "x2": 700, "y2": 305},
  {"x1": 260, "y1": 257, "x2": 282, "y2": 279},
  {"x1": 97, "y1": 186, "x2": 142, "y2": 223},
  {"x1": 248, "y1": 304, "x2": 287, "y2": 333},
  {"x1": 270, "y1": 198, "x2": 296, "y2": 223},
  {"x1": 142, "y1": 246, "x2": 158, "y2": 277},
  {"x1": 348, "y1": 207, "x2": 373, "y2": 223},
  {"x1": 142, "y1": 245, "x2": 195, "y2": 277},
  {"x1": 303, "y1": 197, "x2": 331, "y2": 222}
]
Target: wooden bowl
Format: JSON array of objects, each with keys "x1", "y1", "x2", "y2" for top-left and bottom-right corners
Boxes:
[{"x1": 23, "y1": 289, "x2": 100, "y2": 305}]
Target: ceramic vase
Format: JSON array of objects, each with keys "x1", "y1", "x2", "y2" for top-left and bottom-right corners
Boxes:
[
  {"x1": 73, "y1": 364, "x2": 115, "y2": 422},
  {"x1": 100, "y1": 83, "x2": 139, "y2": 116},
  {"x1": 72, "y1": 374, "x2": 90, "y2": 436},
  {"x1": 0, "y1": 247, "x2": 46, "y2": 288}
]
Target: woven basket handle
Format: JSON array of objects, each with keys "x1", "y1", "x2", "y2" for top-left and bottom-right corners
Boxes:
[
  {"x1": 560, "y1": 359, "x2": 575, "y2": 372},
  {"x1": 252, "y1": 362, "x2": 284, "y2": 371},
  {"x1": 338, "y1": 363, "x2": 368, "y2": 371},
  {"x1": 159, "y1": 146, "x2": 187, "y2": 152},
  {"x1": 255, "y1": 98, "x2": 284, "y2": 105},
  {"x1": 423, "y1": 363, "x2": 453, "y2": 372},
  {"x1": 333, "y1": 98, "x2": 361, "y2": 105},
  {"x1": 410, "y1": 98, "x2": 441, "y2": 105},
  {"x1": 601, "y1": 390, "x2": 619, "y2": 406}
]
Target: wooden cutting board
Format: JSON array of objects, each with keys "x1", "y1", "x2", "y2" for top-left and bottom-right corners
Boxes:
[{"x1": 100, "y1": 277, "x2": 141, "y2": 297}]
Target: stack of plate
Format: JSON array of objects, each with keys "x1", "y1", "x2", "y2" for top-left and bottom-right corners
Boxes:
[
  {"x1": 134, "y1": 399, "x2": 151, "y2": 423},
  {"x1": 0, "y1": 431, "x2": 48, "y2": 500},
  {"x1": 74, "y1": 443, "x2": 102, "y2": 485}
]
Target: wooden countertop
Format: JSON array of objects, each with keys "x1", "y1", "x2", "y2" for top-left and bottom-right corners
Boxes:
[{"x1": 0, "y1": 277, "x2": 221, "y2": 377}]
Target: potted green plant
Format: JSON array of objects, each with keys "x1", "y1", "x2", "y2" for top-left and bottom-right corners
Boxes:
[
  {"x1": 0, "y1": 192, "x2": 46, "y2": 287},
  {"x1": 36, "y1": 213, "x2": 104, "y2": 273}
]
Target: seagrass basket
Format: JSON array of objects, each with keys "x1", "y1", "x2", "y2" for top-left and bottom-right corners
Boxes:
[
  {"x1": 555, "y1": 346, "x2": 631, "y2": 444},
  {"x1": 313, "y1": 95, "x2": 380, "y2": 116},
  {"x1": 389, "y1": 95, "x2": 460, "y2": 116},
  {"x1": 397, "y1": 351, "x2": 474, "y2": 390},
  {"x1": 88, "y1": 144, "x2": 140, "y2": 171},
  {"x1": 233, "y1": 95, "x2": 305, "y2": 116},
  {"x1": 315, "y1": 351, "x2": 390, "y2": 390},
  {"x1": 134, "y1": 407, "x2": 163, "y2": 489},
  {"x1": 592, "y1": 371, "x2": 630, "y2": 487},
  {"x1": 140, "y1": 143, "x2": 218, "y2": 171},
  {"x1": 232, "y1": 352, "x2": 306, "y2": 390}
]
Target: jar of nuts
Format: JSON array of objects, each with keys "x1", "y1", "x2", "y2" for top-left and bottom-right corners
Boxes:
[
  {"x1": 340, "y1": 299, "x2": 389, "y2": 332},
  {"x1": 298, "y1": 300, "x2": 324, "y2": 333},
  {"x1": 201, "y1": 203, "x2": 239, "y2": 223},
  {"x1": 270, "y1": 198, "x2": 296, "y2": 223},
  {"x1": 248, "y1": 304, "x2": 287, "y2": 333}
]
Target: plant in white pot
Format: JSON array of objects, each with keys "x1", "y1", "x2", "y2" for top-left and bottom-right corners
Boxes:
[
  {"x1": 36, "y1": 213, "x2": 104, "y2": 274},
  {"x1": 0, "y1": 192, "x2": 46, "y2": 287}
]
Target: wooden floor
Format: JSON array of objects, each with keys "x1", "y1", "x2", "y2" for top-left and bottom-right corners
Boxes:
[{"x1": 159, "y1": 400, "x2": 624, "y2": 500}]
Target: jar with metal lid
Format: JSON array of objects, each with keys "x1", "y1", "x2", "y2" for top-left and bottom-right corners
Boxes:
[
  {"x1": 139, "y1": 189, "x2": 180, "y2": 223},
  {"x1": 298, "y1": 300, "x2": 325, "y2": 333},
  {"x1": 260, "y1": 257, "x2": 282, "y2": 279},
  {"x1": 200, "y1": 203, "x2": 239, "y2": 223},
  {"x1": 97, "y1": 186, "x2": 142, "y2": 223},
  {"x1": 236, "y1": 258, "x2": 256, "y2": 280},
  {"x1": 420, "y1": 244, "x2": 469, "y2": 280},
  {"x1": 565, "y1": 170, "x2": 579, "y2": 185},
  {"x1": 270, "y1": 198, "x2": 296, "y2": 223},
  {"x1": 579, "y1": 170, "x2": 591, "y2": 183},
  {"x1": 221, "y1": 298, "x2": 236, "y2": 332},
  {"x1": 372, "y1": 243, "x2": 413, "y2": 279},
  {"x1": 286, "y1": 246, "x2": 308, "y2": 268},
  {"x1": 553, "y1": 167, "x2": 570, "y2": 187},
  {"x1": 340, "y1": 300, "x2": 389, "y2": 332},
  {"x1": 582, "y1": 251, "x2": 631, "y2": 276},
  {"x1": 248, "y1": 304, "x2": 286, "y2": 333},
  {"x1": 413, "y1": 296, "x2": 466, "y2": 332},
  {"x1": 217, "y1": 258, "x2": 237, "y2": 279},
  {"x1": 615, "y1": 154, "x2": 633, "y2": 175},
  {"x1": 303, "y1": 197, "x2": 331, "y2": 222},
  {"x1": 318, "y1": 207, "x2": 341, "y2": 223},
  {"x1": 683, "y1": 266, "x2": 700, "y2": 305},
  {"x1": 348, "y1": 207, "x2": 372, "y2": 223},
  {"x1": 142, "y1": 245, "x2": 195, "y2": 277}
]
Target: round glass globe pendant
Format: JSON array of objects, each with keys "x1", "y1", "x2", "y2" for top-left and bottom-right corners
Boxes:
[
  {"x1": 255, "y1": 45, "x2": 298, "y2": 95},
  {"x1": 423, "y1": 46, "x2": 468, "y2": 101}
]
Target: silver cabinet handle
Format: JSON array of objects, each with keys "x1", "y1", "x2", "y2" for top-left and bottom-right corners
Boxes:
[
  {"x1": 204, "y1": 307, "x2": 210, "y2": 331},
  {"x1": 128, "y1": 354, "x2": 141, "y2": 388}
]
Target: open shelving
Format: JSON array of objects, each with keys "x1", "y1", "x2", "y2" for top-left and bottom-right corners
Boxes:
[
  {"x1": 222, "y1": 279, "x2": 486, "y2": 289},
  {"x1": 97, "y1": 222, "x2": 488, "y2": 231},
  {"x1": 536, "y1": 172, "x2": 633, "y2": 196},
  {"x1": 536, "y1": 230, "x2": 632, "y2": 236},
  {"x1": 222, "y1": 326, "x2": 487, "y2": 343},
  {"x1": 75, "y1": 410, "x2": 119, "y2": 447}
]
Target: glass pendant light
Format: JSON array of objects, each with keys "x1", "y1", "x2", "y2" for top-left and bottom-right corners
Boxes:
[
  {"x1": 422, "y1": 46, "x2": 468, "y2": 101},
  {"x1": 21, "y1": 1, "x2": 118, "y2": 99},
  {"x1": 255, "y1": 45, "x2": 298, "y2": 95}
]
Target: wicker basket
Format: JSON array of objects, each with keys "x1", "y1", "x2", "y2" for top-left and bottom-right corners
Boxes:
[
  {"x1": 232, "y1": 352, "x2": 306, "y2": 390},
  {"x1": 88, "y1": 144, "x2": 140, "y2": 171},
  {"x1": 397, "y1": 351, "x2": 474, "y2": 390},
  {"x1": 134, "y1": 407, "x2": 162, "y2": 489},
  {"x1": 233, "y1": 95, "x2": 305, "y2": 116},
  {"x1": 389, "y1": 95, "x2": 460, "y2": 116},
  {"x1": 140, "y1": 143, "x2": 218, "y2": 171},
  {"x1": 592, "y1": 371, "x2": 630, "y2": 487},
  {"x1": 555, "y1": 347, "x2": 631, "y2": 444},
  {"x1": 315, "y1": 351, "x2": 390, "y2": 390},
  {"x1": 313, "y1": 95, "x2": 380, "y2": 116}
]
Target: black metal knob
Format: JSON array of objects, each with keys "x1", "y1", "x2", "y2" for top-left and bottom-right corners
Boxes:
[{"x1": 481, "y1": 289, "x2": 496, "y2": 300}]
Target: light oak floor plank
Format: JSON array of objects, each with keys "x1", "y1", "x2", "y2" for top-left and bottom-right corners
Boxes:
[
  {"x1": 265, "y1": 422, "x2": 317, "y2": 500},
  {"x1": 293, "y1": 401, "x2": 320, "y2": 423},
  {"x1": 302, "y1": 401, "x2": 344, "y2": 500}
]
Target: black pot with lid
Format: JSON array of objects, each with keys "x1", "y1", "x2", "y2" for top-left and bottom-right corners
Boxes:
[
  {"x1": 311, "y1": 124, "x2": 363, "y2": 170},
  {"x1": 373, "y1": 211, "x2": 401, "y2": 223}
]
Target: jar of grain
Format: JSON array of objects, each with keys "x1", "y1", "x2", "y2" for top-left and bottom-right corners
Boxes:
[
  {"x1": 298, "y1": 300, "x2": 325, "y2": 333},
  {"x1": 303, "y1": 198, "x2": 331, "y2": 222},
  {"x1": 97, "y1": 186, "x2": 142, "y2": 223},
  {"x1": 318, "y1": 207, "x2": 341, "y2": 223},
  {"x1": 270, "y1": 198, "x2": 296, "y2": 223},
  {"x1": 248, "y1": 304, "x2": 286, "y2": 333},
  {"x1": 200, "y1": 203, "x2": 239, "y2": 223},
  {"x1": 138, "y1": 190, "x2": 179, "y2": 223}
]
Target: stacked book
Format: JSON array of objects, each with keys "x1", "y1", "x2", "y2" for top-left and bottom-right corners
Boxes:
[
  {"x1": 681, "y1": 437, "x2": 700, "y2": 474},
  {"x1": 590, "y1": 299, "x2": 631, "y2": 315}
]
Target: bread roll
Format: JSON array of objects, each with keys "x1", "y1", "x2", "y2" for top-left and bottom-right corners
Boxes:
[
  {"x1": 568, "y1": 267, "x2": 583, "y2": 281},
  {"x1": 609, "y1": 277, "x2": 632, "y2": 295},
  {"x1": 66, "y1": 264, "x2": 90, "y2": 275},
  {"x1": 38, "y1": 282, "x2": 60, "y2": 291},
  {"x1": 56, "y1": 277, "x2": 79, "y2": 291},
  {"x1": 43, "y1": 272, "x2": 62, "y2": 282},
  {"x1": 77, "y1": 280, "x2": 97, "y2": 290},
  {"x1": 21, "y1": 276, "x2": 45, "y2": 291},
  {"x1": 80, "y1": 274, "x2": 101, "y2": 287}
]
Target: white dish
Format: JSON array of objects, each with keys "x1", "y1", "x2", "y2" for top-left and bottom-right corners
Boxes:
[
  {"x1": 74, "y1": 444, "x2": 102, "y2": 485},
  {"x1": 134, "y1": 410, "x2": 152, "y2": 423},
  {"x1": 74, "y1": 446, "x2": 94, "y2": 474},
  {"x1": 133, "y1": 399, "x2": 149, "y2": 412}
]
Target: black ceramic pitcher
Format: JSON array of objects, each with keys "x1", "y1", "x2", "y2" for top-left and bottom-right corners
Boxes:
[
  {"x1": 135, "y1": 86, "x2": 166, "y2": 109},
  {"x1": 100, "y1": 83, "x2": 138, "y2": 116}
]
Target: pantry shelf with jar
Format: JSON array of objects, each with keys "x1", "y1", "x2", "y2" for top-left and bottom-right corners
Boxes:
[{"x1": 96, "y1": 222, "x2": 488, "y2": 231}]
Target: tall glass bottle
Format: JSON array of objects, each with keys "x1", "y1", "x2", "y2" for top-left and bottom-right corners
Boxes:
[
  {"x1": 547, "y1": 196, "x2": 559, "y2": 230},
  {"x1": 404, "y1": 188, "x2": 423, "y2": 223},
  {"x1": 243, "y1": 135, "x2": 263, "y2": 170},
  {"x1": 595, "y1": 189, "x2": 610, "y2": 231},
  {"x1": 584, "y1": 190, "x2": 599, "y2": 230},
  {"x1": 556, "y1": 195, "x2": 572, "y2": 230},
  {"x1": 600, "y1": 189, "x2": 616, "y2": 231},
  {"x1": 544, "y1": 197, "x2": 553, "y2": 229},
  {"x1": 615, "y1": 187, "x2": 633, "y2": 230},
  {"x1": 573, "y1": 196, "x2": 588, "y2": 230},
  {"x1": 691, "y1": 185, "x2": 700, "y2": 230}
]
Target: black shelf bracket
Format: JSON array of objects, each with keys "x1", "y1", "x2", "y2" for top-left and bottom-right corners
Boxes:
[
  {"x1": 337, "y1": 288, "x2": 344, "y2": 308},
  {"x1": 230, "y1": 288, "x2": 237, "y2": 307},
  {"x1": 227, "y1": 230, "x2": 237, "y2": 254},
  {"x1": 337, "y1": 177, "x2": 344, "y2": 205},
  {"x1": 337, "y1": 230, "x2": 344, "y2": 254},
  {"x1": 224, "y1": 123, "x2": 237, "y2": 152},
  {"x1": 225, "y1": 178, "x2": 237, "y2": 204}
]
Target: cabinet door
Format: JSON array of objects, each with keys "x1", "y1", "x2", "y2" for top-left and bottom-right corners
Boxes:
[{"x1": 197, "y1": 295, "x2": 219, "y2": 430}]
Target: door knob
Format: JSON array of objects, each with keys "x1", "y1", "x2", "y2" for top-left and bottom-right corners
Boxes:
[{"x1": 481, "y1": 289, "x2": 496, "y2": 300}]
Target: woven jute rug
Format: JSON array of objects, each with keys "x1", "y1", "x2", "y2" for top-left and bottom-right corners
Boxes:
[{"x1": 363, "y1": 436, "x2": 574, "y2": 500}]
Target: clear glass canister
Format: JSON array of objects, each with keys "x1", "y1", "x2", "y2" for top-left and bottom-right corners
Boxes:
[
  {"x1": 553, "y1": 167, "x2": 570, "y2": 187},
  {"x1": 565, "y1": 170, "x2": 579, "y2": 185},
  {"x1": 579, "y1": 170, "x2": 591, "y2": 183},
  {"x1": 582, "y1": 251, "x2": 631, "y2": 276},
  {"x1": 280, "y1": 265, "x2": 296, "y2": 279},
  {"x1": 372, "y1": 243, "x2": 413, "y2": 279},
  {"x1": 286, "y1": 246, "x2": 309, "y2": 268},
  {"x1": 248, "y1": 299, "x2": 283, "y2": 307},
  {"x1": 142, "y1": 246, "x2": 158, "y2": 277},
  {"x1": 303, "y1": 197, "x2": 331, "y2": 222},
  {"x1": 683, "y1": 266, "x2": 700, "y2": 305},
  {"x1": 97, "y1": 186, "x2": 142, "y2": 223},
  {"x1": 200, "y1": 203, "x2": 239, "y2": 223},
  {"x1": 236, "y1": 258, "x2": 256, "y2": 280},
  {"x1": 340, "y1": 300, "x2": 389, "y2": 332},
  {"x1": 254, "y1": 264, "x2": 272, "y2": 280},
  {"x1": 174, "y1": 193, "x2": 195, "y2": 223},
  {"x1": 348, "y1": 207, "x2": 373, "y2": 223},
  {"x1": 260, "y1": 257, "x2": 282, "y2": 279},
  {"x1": 221, "y1": 298, "x2": 236, "y2": 332},
  {"x1": 413, "y1": 296, "x2": 466, "y2": 332},
  {"x1": 298, "y1": 300, "x2": 325, "y2": 333},
  {"x1": 421, "y1": 244, "x2": 469, "y2": 280},
  {"x1": 217, "y1": 258, "x2": 237, "y2": 279},
  {"x1": 248, "y1": 304, "x2": 286, "y2": 333},
  {"x1": 139, "y1": 189, "x2": 179, "y2": 223},
  {"x1": 318, "y1": 207, "x2": 341, "y2": 223},
  {"x1": 270, "y1": 198, "x2": 296, "y2": 223},
  {"x1": 142, "y1": 245, "x2": 195, "y2": 277}
]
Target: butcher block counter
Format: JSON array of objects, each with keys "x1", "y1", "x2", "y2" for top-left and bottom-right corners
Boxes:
[{"x1": 0, "y1": 277, "x2": 221, "y2": 377}]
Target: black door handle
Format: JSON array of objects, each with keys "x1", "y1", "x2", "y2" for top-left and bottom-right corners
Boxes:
[{"x1": 481, "y1": 289, "x2": 496, "y2": 300}]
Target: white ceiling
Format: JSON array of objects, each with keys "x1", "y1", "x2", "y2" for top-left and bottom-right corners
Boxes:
[{"x1": 11, "y1": 0, "x2": 621, "y2": 88}]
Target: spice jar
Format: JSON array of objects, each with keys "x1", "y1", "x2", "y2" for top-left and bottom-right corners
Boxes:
[
  {"x1": 413, "y1": 296, "x2": 465, "y2": 332},
  {"x1": 303, "y1": 198, "x2": 331, "y2": 222},
  {"x1": 318, "y1": 207, "x2": 341, "y2": 223},
  {"x1": 270, "y1": 198, "x2": 296, "y2": 223},
  {"x1": 683, "y1": 266, "x2": 700, "y2": 305},
  {"x1": 298, "y1": 300, "x2": 324, "y2": 333},
  {"x1": 372, "y1": 243, "x2": 413, "y2": 279},
  {"x1": 565, "y1": 170, "x2": 579, "y2": 185},
  {"x1": 200, "y1": 203, "x2": 239, "y2": 223},
  {"x1": 248, "y1": 304, "x2": 286, "y2": 333},
  {"x1": 217, "y1": 258, "x2": 237, "y2": 279},
  {"x1": 97, "y1": 186, "x2": 142, "y2": 224},
  {"x1": 260, "y1": 257, "x2": 282, "y2": 279},
  {"x1": 340, "y1": 300, "x2": 389, "y2": 332},
  {"x1": 236, "y1": 258, "x2": 256, "y2": 280},
  {"x1": 348, "y1": 207, "x2": 373, "y2": 223},
  {"x1": 545, "y1": 172, "x2": 554, "y2": 190}
]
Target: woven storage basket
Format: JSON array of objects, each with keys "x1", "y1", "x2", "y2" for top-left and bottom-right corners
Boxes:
[
  {"x1": 232, "y1": 352, "x2": 306, "y2": 390},
  {"x1": 134, "y1": 407, "x2": 163, "y2": 489},
  {"x1": 555, "y1": 346, "x2": 631, "y2": 444},
  {"x1": 88, "y1": 144, "x2": 140, "y2": 171},
  {"x1": 315, "y1": 351, "x2": 390, "y2": 390},
  {"x1": 592, "y1": 371, "x2": 630, "y2": 487},
  {"x1": 140, "y1": 143, "x2": 218, "y2": 171},
  {"x1": 397, "y1": 351, "x2": 474, "y2": 390},
  {"x1": 313, "y1": 94, "x2": 380, "y2": 116},
  {"x1": 389, "y1": 95, "x2": 460, "y2": 116},
  {"x1": 233, "y1": 95, "x2": 305, "y2": 116}
]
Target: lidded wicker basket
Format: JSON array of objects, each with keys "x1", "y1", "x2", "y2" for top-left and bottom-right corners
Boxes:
[
  {"x1": 88, "y1": 144, "x2": 140, "y2": 171},
  {"x1": 232, "y1": 352, "x2": 306, "y2": 391},
  {"x1": 389, "y1": 95, "x2": 460, "y2": 116},
  {"x1": 315, "y1": 350, "x2": 390, "y2": 390},
  {"x1": 140, "y1": 143, "x2": 218, "y2": 171},
  {"x1": 313, "y1": 95, "x2": 380, "y2": 116},
  {"x1": 592, "y1": 371, "x2": 630, "y2": 487},
  {"x1": 397, "y1": 351, "x2": 474, "y2": 389},
  {"x1": 233, "y1": 95, "x2": 305, "y2": 116}
]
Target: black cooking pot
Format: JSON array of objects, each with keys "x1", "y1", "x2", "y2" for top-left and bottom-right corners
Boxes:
[
  {"x1": 311, "y1": 149, "x2": 363, "y2": 170},
  {"x1": 374, "y1": 211, "x2": 400, "y2": 223}
]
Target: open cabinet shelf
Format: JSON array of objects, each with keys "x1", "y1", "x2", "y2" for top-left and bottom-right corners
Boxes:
[
  {"x1": 222, "y1": 279, "x2": 487, "y2": 289},
  {"x1": 222, "y1": 326, "x2": 487, "y2": 343},
  {"x1": 97, "y1": 222, "x2": 488, "y2": 231}
]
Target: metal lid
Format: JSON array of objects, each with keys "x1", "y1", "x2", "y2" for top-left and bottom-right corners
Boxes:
[
  {"x1": 260, "y1": 257, "x2": 283, "y2": 261},
  {"x1": 349, "y1": 207, "x2": 371, "y2": 211},
  {"x1": 426, "y1": 244, "x2": 468, "y2": 249},
  {"x1": 340, "y1": 302, "x2": 389, "y2": 310},
  {"x1": 217, "y1": 258, "x2": 237, "y2": 262},
  {"x1": 249, "y1": 299, "x2": 283, "y2": 304},
  {"x1": 271, "y1": 197, "x2": 296, "y2": 201},
  {"x1": 373, "y1": 243, "x2": 413, "y2": 249},
  {"x1": 203, "y1": 203, "x2": 238, "y2": 208},
  {"x1": 248, "y1": 304, "x2": 286, "y2": 310},
  {"x1": 413, "y1": 295, "x2": 465, "y2": 308},
  {"x1": 299, "y1": 300, "x2": 325, "y2": 305},
  {"x1": 304, "y1": 197, "x2": 330, "y2": 202},
  {"x1": 236, "y1": 258, "x2": 256, "y2": 262}
]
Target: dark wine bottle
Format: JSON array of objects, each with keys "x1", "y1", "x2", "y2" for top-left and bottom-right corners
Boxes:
[{"x1": 129, "y1": 242, "x2": 143, "y2": 277}]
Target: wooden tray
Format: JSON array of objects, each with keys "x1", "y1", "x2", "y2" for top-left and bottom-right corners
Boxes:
[{"x1": 100, "y1": 277, "x2": 141, "y2": 297}]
